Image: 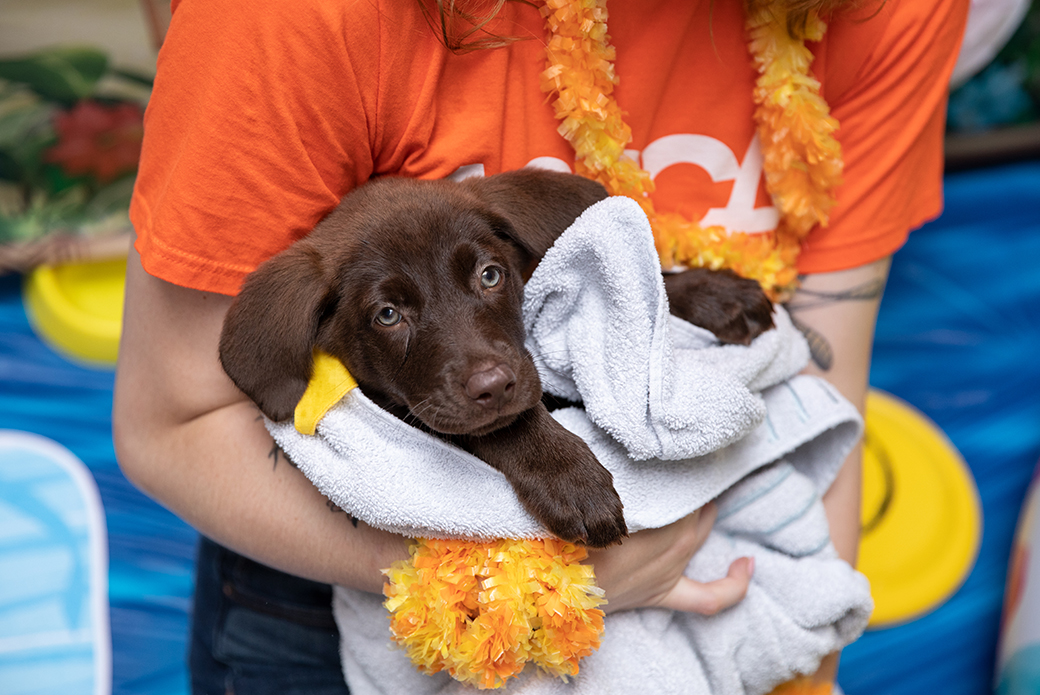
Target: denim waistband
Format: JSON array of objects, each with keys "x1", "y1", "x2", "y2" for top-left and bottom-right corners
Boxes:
[{"x1": 201, "y1": 536, "x2": 337, "y2": 630}]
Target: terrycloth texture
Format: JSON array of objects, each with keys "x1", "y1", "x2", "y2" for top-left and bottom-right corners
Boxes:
[
  {"x1": 522, "y1": 198, "x2": 810, "y2": 462},
  {"x1": 265, "y1": 197, "x2": 872, "y2": 695}
]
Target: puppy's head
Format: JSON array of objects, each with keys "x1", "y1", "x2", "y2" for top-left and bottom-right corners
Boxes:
[{"x1": 219, "y1": 170, "x2": 606, "y2": 435}]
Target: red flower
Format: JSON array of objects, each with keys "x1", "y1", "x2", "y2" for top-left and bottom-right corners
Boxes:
[{"x1": 45, "y1": 100, "x2": 144, "y2": 183}]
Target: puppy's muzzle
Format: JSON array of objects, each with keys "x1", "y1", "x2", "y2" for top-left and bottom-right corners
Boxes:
[{"x1": 465, "y1": 363, "x2": 517, "y2": 410}]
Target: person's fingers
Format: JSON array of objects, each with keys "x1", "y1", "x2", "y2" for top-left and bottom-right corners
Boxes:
[
  {"x1": 586, "y1": 503, "x2": 753, "y2": 615},
  {"x1": 657, "y1": 556, "x2": 755, "y2": 614}
]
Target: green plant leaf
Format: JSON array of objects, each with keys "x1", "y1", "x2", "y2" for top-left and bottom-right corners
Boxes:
[
  {"x1": 40, "y1": 163, "x2": 91, "y2": 196},
  {"x1": 0, "y1": 98, "x2": 54, "y2": 150},
  {"x1": 85, "y1": 175, "x2": 135, "y2": 217},
  {"x1": 110, "y1": 67, "x2": 154, "y2": 89},
  {"x1": 0, "y1": 46, "x2": 109, "y2": 104},
  {"x1": 0, "y1": 117, "x2": 57, "y2": 190},
  {"x1": 0, "y1": 130, "x2": 57, "y2": 189},
  {"x1": 0, "y1": 210, "x2": 44, "y2": 243},
  {"x1": 0, "y1": 151, "x2": 23, "y2": 184}
]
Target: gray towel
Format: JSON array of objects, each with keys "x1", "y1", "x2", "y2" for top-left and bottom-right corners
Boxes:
[{"x1": 266, "y1": 197, "x2": 872, "y2": 695}]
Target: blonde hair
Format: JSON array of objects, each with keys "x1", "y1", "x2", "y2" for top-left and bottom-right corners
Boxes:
[{"x1": 419, "y1": 0, "x2": 863, "y2": 53}]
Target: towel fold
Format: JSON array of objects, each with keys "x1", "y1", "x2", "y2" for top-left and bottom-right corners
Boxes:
[
  {"x1": 266, "y1": 196, "x2": 872, "y2": 695},
  {"x1": 522, "y1": 197, "x2": 810, "y2": 462}
]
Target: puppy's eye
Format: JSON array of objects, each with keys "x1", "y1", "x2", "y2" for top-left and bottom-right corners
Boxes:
[
  {"x1": 480, "y1": 266, "x2": 503, "y2": 289},
  {"x1": 375, "y1": 307, "x2": 401, "y2": 326}
]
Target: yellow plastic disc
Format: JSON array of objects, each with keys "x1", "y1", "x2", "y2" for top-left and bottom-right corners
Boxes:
[
  {"x1": 23, "y1": 258, "x2": 127, "y2": 368},
  {"x1": 858, "y1": 389, "x2": 982, "y2": 628}
]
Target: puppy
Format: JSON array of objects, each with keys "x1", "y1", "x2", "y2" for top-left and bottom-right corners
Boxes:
[{"x1": 219, "y1": 170, "x2": 773, "y2": 547}]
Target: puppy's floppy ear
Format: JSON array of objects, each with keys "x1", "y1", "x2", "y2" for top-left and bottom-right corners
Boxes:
[
  {"x1": 219, "y1": 243, "x2": 334, "y2": 422},
  {"x1": 463, "y1": 169, "x2": 609, "y2": 261}
]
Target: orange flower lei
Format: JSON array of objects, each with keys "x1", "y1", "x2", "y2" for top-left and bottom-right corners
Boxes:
[
  {"x1": 384, "y1": 538, "x2": 605, "y2": 689},
  {"x1": 539, "y1": 0, "x2": 843, "y2": 300}
]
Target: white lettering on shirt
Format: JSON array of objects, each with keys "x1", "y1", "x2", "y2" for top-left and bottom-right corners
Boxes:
[{"x1": 502, "y1": 134, "x2": 776, "y2": 235}]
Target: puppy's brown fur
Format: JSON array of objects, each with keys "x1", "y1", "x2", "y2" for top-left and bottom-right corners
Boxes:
[{"x1": 219, "y1": 170, "x2": 773, "y2": 547}]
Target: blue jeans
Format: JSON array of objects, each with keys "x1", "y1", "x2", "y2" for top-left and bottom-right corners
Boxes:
[{"x1": 189, "y1": 537, "x2": 350, "y2": 695}]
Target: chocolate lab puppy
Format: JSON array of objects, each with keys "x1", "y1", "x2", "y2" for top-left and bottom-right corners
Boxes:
[{"x1": 219, "y1": 170, "x2": 773, "y2": 547}]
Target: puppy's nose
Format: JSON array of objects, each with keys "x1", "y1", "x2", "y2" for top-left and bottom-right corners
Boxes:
[{"x1": 465, "y1": 364, "x2": 516, "y2": 409}]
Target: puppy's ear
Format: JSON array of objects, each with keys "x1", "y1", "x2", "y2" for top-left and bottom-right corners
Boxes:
[
  {"x1": 463, "y1": 169, "x2": 609, "y2": 261},
  {"x1": 219, "y1": 243, "x2": 334, "y2": 422}
]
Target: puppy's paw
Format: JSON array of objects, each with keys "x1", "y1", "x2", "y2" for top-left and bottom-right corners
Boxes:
[
  {"x1": 514, "y1": 428, "x2": 628, "y2": 548},
  {"x1": 464, "y1": 404, "x2": 627, "y2": 548},
  {"x1": 663, "y1": 267, "x2": 775, "y2": 345}
]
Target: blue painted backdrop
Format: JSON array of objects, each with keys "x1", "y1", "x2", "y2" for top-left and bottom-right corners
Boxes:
[{"x1": 842, "y1": 161, "x2": 1040, "y2": 694}]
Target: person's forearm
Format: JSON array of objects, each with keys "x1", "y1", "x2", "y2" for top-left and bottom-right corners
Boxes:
[
  {"x1": 114, "y1": 397, "x2": 405, "y2": 592},
  {"x1": 782, "y1": 257, "x2": 890, "y2": 683},
  {"x1": 786, "y1": 256, "x2": 890, "y2": 565}
]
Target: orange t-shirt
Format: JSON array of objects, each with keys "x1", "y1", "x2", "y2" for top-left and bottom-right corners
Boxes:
[{"x1": 130, "y1": 0, "x2": 969, "y2": 296}]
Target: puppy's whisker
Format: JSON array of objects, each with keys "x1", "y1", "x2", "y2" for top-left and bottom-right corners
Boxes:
[
  {"x1": 525, "y1": 348, "x2": 576, "y2": 361},
  {"x1": 407, "y1": 397, "x2": 438, "y2": 423},
  {"x1": 408, "y1": 398, "x2": 457, "y2": 432}
]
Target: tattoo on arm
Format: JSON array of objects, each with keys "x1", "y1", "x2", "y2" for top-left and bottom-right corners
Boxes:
[
  {"x1": 785, "y1": 277, "x2": 886, "y2": 312},
  {"x1": 787, "y1": 314, "x2": 835, "y2": 371},
  {"x1": 268, "y1": 442, "x2": 297, "y2": 471},
  {"x1": 784, "y1": 276, "x2": 886, "y2": 372},
  {"x1": 266, "y1": 435, "x2": 357, "y2": 525},
  {"x1": 256, "y1": 410, "x2": 358, "y2": 525},
  {"x1": 254, "y1": 410, "x2": 297, "y2": 471},
  {"x1": 325, "y1": 499, "x2": 359, "y2": 527}
]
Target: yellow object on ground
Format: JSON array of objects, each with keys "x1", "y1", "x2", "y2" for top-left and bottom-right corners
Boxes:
[
  {"x1": 858, "y1": 389, "x2": 982, "y2": 627},
  {"x1": 23, "y1": 258, "x2": 127, "y2": 367}
]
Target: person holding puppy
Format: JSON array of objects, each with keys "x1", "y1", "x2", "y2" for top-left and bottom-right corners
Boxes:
[{"x1": 113, "y1": 0, "x2": 968, "y2": 692}]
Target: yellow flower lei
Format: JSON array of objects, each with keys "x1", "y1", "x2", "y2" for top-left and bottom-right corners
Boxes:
[
  {"x1": 384, "y1": 1, "x2": 842, "y2": 688},
  {"x1": 539, "y1": 0, "x2": 843, "y2": 300}
]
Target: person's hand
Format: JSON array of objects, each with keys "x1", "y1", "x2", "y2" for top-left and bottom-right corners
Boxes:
[{"x1": 584, "y1": 502, "x2": 754, "y2": 615}]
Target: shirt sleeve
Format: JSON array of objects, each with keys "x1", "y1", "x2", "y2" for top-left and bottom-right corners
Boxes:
[
  {"x1": 796, "y1": 0, "x2": 970, "y2": 274},
  {"x1": 130, "y1": 0, "x2": 380, "y2": 294}
]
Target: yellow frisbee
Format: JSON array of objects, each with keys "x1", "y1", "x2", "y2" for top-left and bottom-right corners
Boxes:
[
  {"x1": 23, "y1": 258, "x2": 127, "y2": 368},
  {"x1": 858, "y1": 389, "x2": 982, "y2": 628}
]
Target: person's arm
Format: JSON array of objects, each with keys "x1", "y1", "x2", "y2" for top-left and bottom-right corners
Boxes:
[
  {"x1": 788, "y1": 256, "x2": 890, "y2": 565},
  {"x1": 113, "y1": 248, "x2": 407, "y2": 592},
  {"x1": 112, "y1": 247, "x2": 751, "y2": 609},
  {"x1": 782, "y1": 256, "x2": 891, "y2": 682}
]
